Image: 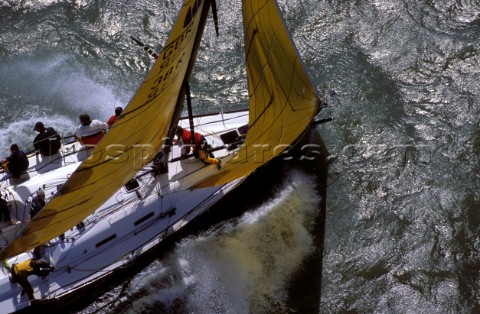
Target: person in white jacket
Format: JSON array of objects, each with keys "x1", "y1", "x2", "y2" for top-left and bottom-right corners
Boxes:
[{"x1": 75, "y1": 114, "x2": 109, "y2": 146}]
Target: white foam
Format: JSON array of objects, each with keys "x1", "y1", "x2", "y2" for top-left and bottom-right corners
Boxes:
[
  {"x1": 173, "y1": 170, "x2": 321, "y2": 312},
  {"x1": 94, "y1": 170, "x2": 321, "y2": 313},
  {"x1": 0, "y1": 54, "x2": 129, "y2": 155}
]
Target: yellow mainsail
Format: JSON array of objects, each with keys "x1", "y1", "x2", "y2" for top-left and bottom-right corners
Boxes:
[
  {"x1": 194, "y1": 0, "x2": 322, "y2": 188},
  {"x1": 0, "y1": 0, "x2": 212, "y2": 259}
]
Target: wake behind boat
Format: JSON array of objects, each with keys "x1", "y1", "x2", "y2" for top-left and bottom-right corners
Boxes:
[{"x1": 0, "y1": 0, "x2": 326, "y2": 312}]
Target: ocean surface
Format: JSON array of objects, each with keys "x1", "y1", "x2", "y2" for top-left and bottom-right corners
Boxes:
[{"x1": 1, "y1": 0, "x2": 480, "y2": 313}]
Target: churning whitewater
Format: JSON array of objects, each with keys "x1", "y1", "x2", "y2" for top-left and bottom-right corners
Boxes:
[{"x1": 79, "y1": 171, "x2": 321, "y2": 313}]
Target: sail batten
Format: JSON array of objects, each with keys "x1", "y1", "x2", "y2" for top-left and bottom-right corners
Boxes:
[
  {"x1": 194, "y1": 0, "x2": 322, "y2": 188},
  {"x1": 0, "y1": 0, "x2": 212, "y2": 260}
]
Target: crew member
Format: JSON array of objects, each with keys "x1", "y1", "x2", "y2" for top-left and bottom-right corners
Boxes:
[
  {"x1": 10, "y1": 258, "x2": 54, "y2": 300},
  {"x1": 0, "y1": 144, "x2": 29, "y2": 179},
  {"x1": 107, "y1": 107, "x2": 123, "y2": 127},
  {"x1": 30, "y1": 189, "x2": 46, "y2": 219},
  {"x1": 0, "y1": 195, "x2": 12, "y2": 224},
  {"x1": 75, "y1": 114, "x2": 108, "y2": 146},
  {"x1": 33, "y1": 121, "x2": 61, "y2": 156},
  {"x1": 175, "y1": 126, "x2": 221, "y2": 168}
]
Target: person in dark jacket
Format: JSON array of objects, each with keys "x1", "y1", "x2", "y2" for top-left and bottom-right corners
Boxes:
[
  {"x1": 10, "y1": 258, "x2": 54, "y2": 300},
  {"x1": 0, "y1": 195, "x2": 12, "y2": 224},
  {"x1": 33, "y1": 121, "x2": 61, "y2": 156},
  {"x1": 0, "y1": 144, "x2": 29, "y2": 179},
  {"x1": 30, "y1": 189, "x2": 45, "y2": 219}
]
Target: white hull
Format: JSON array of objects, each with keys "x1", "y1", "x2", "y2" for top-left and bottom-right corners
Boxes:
[{"x1": 0, "y1": 110, "x2": 249, "y2": 313}]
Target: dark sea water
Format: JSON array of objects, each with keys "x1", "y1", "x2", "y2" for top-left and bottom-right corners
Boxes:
[{"x1": 1, "y1": 0, "x2": 480, "y2": 313}]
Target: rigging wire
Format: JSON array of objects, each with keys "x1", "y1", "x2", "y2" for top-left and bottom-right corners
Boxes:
[
  {"x1": 328, "y1": 0, "x2": 340, "y2": 105},
  {"x1": 169, "y1": 153, "x2": 187, "y2": 209}
]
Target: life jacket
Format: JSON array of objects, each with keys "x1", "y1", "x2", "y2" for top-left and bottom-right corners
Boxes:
[
  {"x1": 181, "y1": 129, "x2": 203, "y2": 147},
  {"x1": 107, "y1": 115, "x2": 117, "y2": 126},
  {"x1": 13, "y1": 260, "x2": 34, "y2": 278},
  {"x1": 81, "y1": 131, "x2": 104, "y2": 145}
]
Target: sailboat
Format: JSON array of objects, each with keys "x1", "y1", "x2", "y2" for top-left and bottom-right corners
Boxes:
[{"x1": 0, "y1": 0, "x2": 324, "y2": 312}]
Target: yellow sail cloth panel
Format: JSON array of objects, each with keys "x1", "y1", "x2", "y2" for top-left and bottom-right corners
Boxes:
[
  {"x1": 0, "y1": 0, "x2": 210, "y2": 259},
  {"x1": 195, "y1": 0, "x2": 321, "y2": 188}
]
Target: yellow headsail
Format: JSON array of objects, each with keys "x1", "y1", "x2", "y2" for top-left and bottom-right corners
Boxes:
[
  {"x1": 0, "y1": 0, "x2": 212, "y2": 259},
  {"x1": 194, "y1": 0, "x2": 322, "y2": 188}
]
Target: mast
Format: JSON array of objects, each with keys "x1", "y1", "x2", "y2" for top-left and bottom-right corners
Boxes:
[
  {"x1": 167, "y1": 0, "x2": 214, "y2": 141},
  {"x1": 0, "y1": 0, "x2": 214, "y2": 260},
  {"x1": 184, "y1": 81, "x2": 196, "y2": 141}
]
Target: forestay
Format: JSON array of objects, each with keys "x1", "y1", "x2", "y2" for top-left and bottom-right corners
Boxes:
[{"x1": 0, "y1": 0, "x2": 212, "y2": 259}]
